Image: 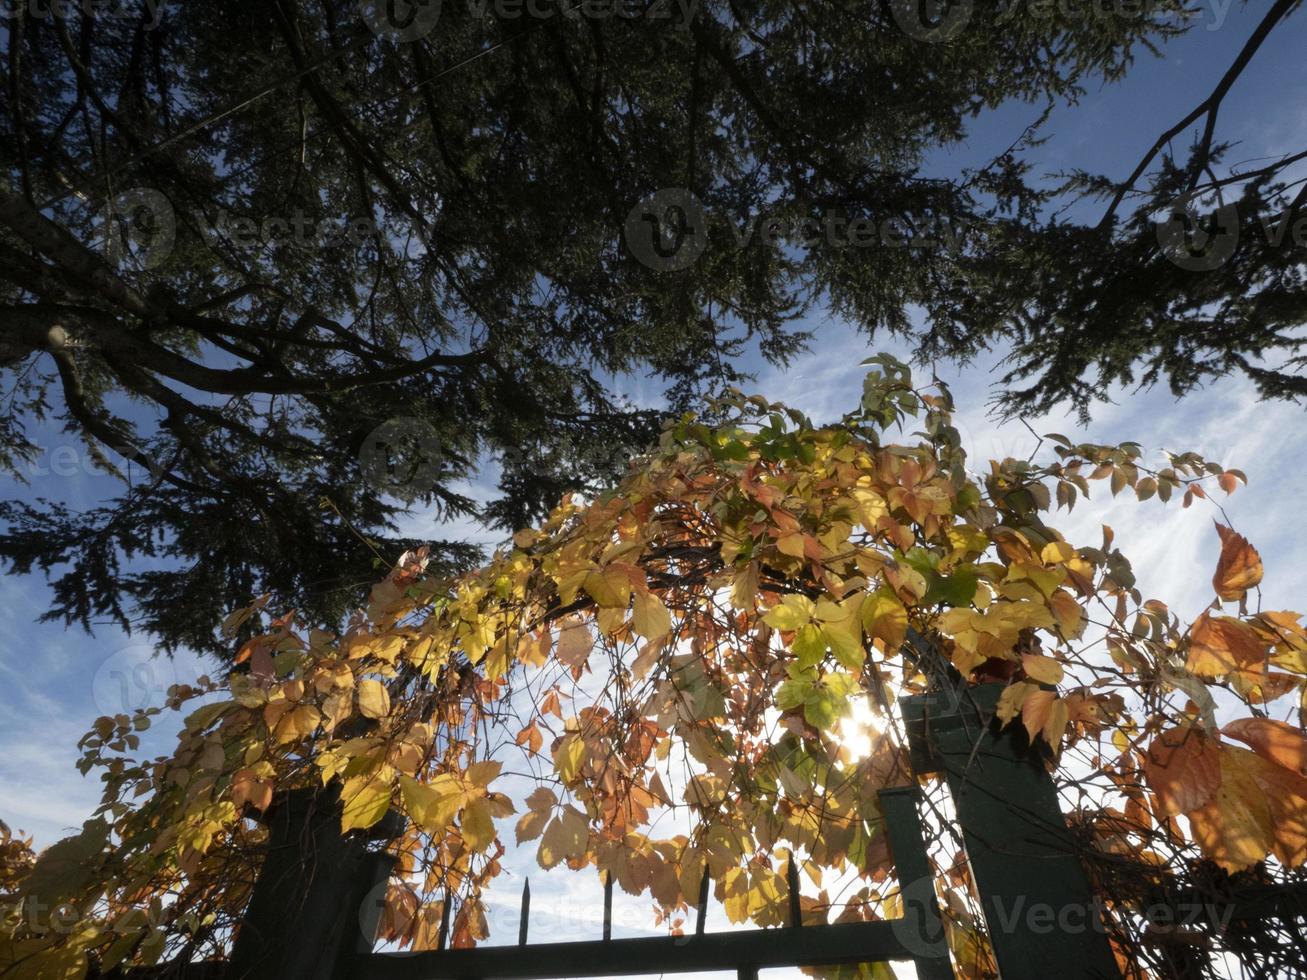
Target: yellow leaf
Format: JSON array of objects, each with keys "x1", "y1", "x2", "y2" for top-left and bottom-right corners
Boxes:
[
  {"x1": 1040, "y1": 541, "x2": 1074, "y2": 564},
  {"x1": 526, "y1": 787, "x2": 557, "y2": 812},
  {"x1": 861, "y1": 590, "x2": 907, "y2": 652},
  {"x1": 1222, "y1": 718, "x2": 1307, "y2": 776},
  {"x1": 632, "y1": 637, "x2": 665, "y2": 680},
  {"x1": 633, "y1": 591, "x2": 672, "y2": 640},
  {"x1": 555, "y1": 733, "x2": 586, "y2": 783},
  {"x1": 1020, "y1": 689, "x2": 1068, "y2": 747},
  {"x1": 538, "y1": 806, "x2": 588, "y2": 869},
  {"x1": 1188, "y1": 745, "x2": 1274, "y2": 872},
  {"x1": 816, "y1": 595, "x2": 865, "y2": 670},
  {"x1": 777, "y1": 532, "x2": 807, "y2": 559},
  {"x1": 341, "y1": 768, "x2": 394, "y2": 832},
  {"x1": 0, "y1": 939, "x2": 89, "y2": 980},
  {"x1": 997, "y1": 682, "x2": 1036, "y2": 727},
  {"x1": 721, "y1": 866, "x2": 749, "y2": 924},
  {"x1": 461, "y1": 797, "x2": 496, "y2": 852},
  {"x1": 274, "y1": 704, "x2": 321, "y2": 744},
  {"x1": 515, "y1": 808, "x2": 550, "y2": 844},
  {"x1": 584, "y1": 566, "x2": 631, "y2": 608},
  {"x1": 1021, "y1": 654, "x2": 1064, "y2": 686},
  {"x1": 452, "y1": 899, "x2": 489, "y2": 947},
  {"x1": 1048, "y1": 589, "x2": 1085, "y2": 638},
  {"x1": 518, "y1": 629, "x2": 551, "y2": 668},
  {"x1": 370, "y1": 634, "x2": 405, "y2": 664},
  {"x1": 400, "y1": 774, "x2": 464, "y2": 833},
  {"x1": 1244, "y1": 748, "x2": 1307, "y2": 866},
  {"x1": 849, "y1": 488, "x2": 887, "y2": 530},
  {"x1": 357, "y1": 679, "x2": 390, "y2": 719},
  {"x1": 231, "y1": 769, "x2": 275, "y2": 812},
  {"x1": 1041, "y1": 697, "x2": 1069, "y2": 748},
  {"x1": 466, "y1": 760, "x2": 503, "y2": 788},
  {"x1": 1187, "y1": 612, "x2": 1268, "y2": 679},
  {"x1": 321, "y1": 688, "x2": 353, "y2": 733}
]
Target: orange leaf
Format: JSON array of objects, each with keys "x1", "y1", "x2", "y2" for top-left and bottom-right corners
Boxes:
[
  {"x1": 1212, "y1": 522, "x2": 1263, "y2": 602},
  {"x1": 515, "y1": 721, "x2": 544, "y2": 756},
  {"x1": 1228, "y1": 669, "x2": 1299, "y2": 705},
  {"x1": 1222, "y1": 718, "x2": 1307, "y2": 776},
  {"x1": 1244, "y1": 749, "x2": 1307, "y2": 866},
  {"x1": 1144, "y1": 727, "x2": 1221, "y2": 816},
  {"x1": 1020, "y1": 689, "x2": 1068, "y2": 748},
  {"x1": 233, "y1": 637, "x2": 259, "y2": 666},
  {"x1": 231, "y1": 769, "x2": 274, "y2": 812},
  {"x1": 540, "y1": 688, "x2": 563, "y2": 719},
  {"x1": 1187, "y1": 611, "x2": 1268, "y2": 679},
  {"x1": 451, "y1": 899, "x2": 488, "y2": 948},
  {"x1": 557, "y1": 617, "x2": 593, "y2": 673},
  {"x1": 518, "y1": 629, "x2": 551, "y2": 668}
]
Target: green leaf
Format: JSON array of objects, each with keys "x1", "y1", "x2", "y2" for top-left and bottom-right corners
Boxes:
[
  {"x1": 801, "y1": 672, "x2": 858, "y2": 729},
  {"x1": 792, "y1": 625, "x2": 826, "y2": 670},
  {"x1": 764, "y1": 595, "x2": 815, "y2": 631},
  {"x1": 777, "y1": 676, "x2": 814, "y2": 712},
  {"x1": 22, "y1": 819, "x2": 110, "y2": 906},
  {"x1": 923, "y1": 566, "x2": 979, "y2": 607}
]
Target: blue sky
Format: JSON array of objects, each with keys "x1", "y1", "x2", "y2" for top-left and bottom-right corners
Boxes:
[{"x1": 2, "y1": 3, "x2": 1306, "y2": 970}]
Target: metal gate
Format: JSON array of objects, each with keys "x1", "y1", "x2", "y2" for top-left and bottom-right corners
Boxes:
[
  {"x1": 217, "y1": 685, "x2": 1127, "y2": 980},
  {"x1": 353, "y1": 786, "x2": 951, "y2": 980}
]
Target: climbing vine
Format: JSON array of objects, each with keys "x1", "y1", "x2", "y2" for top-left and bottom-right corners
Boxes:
[{"x1": 4, "y1": 355, "x2": 1305, "y2": 978}]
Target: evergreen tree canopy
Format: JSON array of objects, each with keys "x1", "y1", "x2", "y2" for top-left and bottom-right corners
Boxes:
[{"x1": 0, "y1": 0, "x2": 1302, "y2": 653}]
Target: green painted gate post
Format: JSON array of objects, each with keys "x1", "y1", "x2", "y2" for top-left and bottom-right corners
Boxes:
[
  {"x1": 225, "y1": 785, "x2": 404, "y2": 980},
  {"x1": 901, "y1": 685, "x2": 1121, "y2": 979}
]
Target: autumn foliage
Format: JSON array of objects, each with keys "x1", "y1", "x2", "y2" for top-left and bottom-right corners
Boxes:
[{"x1": 3, "y1": 356, "x2": 1306, "y2": 977}]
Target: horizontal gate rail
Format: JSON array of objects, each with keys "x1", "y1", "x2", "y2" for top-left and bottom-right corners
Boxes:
[
  {"x1": 354, "y1": 918, "x2": 914, "y2": 980},
  {"x1": 346, "y1": 787, "x2": 952, "y2": 980}
]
